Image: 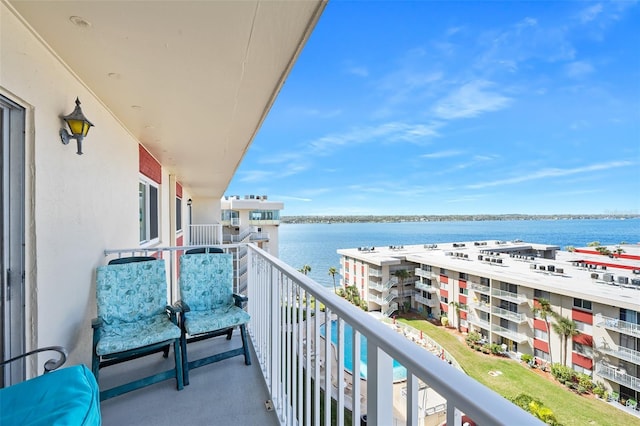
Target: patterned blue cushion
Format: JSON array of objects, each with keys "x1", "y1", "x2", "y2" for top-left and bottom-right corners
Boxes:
[
  {"x1": 96, "y1": 314, "x2": 181, "y2": 356},
  {"x1": 179, "y1": 254, "x2": 234, "y2": 311},
  {"x1": 96, "y1": 259, "x2": 168, "y2": 325},
  {"x1": 184, "y1": 306, "x2": 250, "y2": 336}
]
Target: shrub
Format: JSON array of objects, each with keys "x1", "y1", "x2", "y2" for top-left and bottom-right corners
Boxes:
[
  {"x1": 510, "y1": 394, "x2": 562, "y2": 426},
  {"x1": 490, "y1": 343, "x2": 503, "y2": 355},
  {"x1": 550, "y1": 364, "x2": 575, "y2": 384},
  {"x1": 577, "y1": 373, "x2": 594, "y2": 392},
  {"x1": 465, "y1": 331, "x2": 481, "y2": 345},
  {"x1": 521, "y1": 353, "x2": 533, "y2": 364},
  {"x1": 440, "y1": 316, "x2": 449, "y2": 327}
]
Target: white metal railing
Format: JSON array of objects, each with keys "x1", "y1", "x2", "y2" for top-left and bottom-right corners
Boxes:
[
  {"x1": 369, "y1": 268, "x2": 383, "y2": 278},
  {"x1": 414, "y1": 295, "x2": 437, "y2": 307},
  {"x1": 415, "y1": 281, "x2": 436, "y2": 292},
  {"x1": 596, "y1": 362, "x2": 640, "y2": 392},
  {"x1": 250, "y1": 232, "x2": 270, "y2": 241},
  {"x1": 469, "y1": 301, "x2": 491, "y2": 312},
  {"x1": 491, "y1": 289, "x2": 527, "y2": 304},
  {"x1": 384, "y1": 303, "x2": 399, "y2": 318},
  {"x1": 187, "y1": 224, "x2": 223, "y2": 245},
  {"x1": 383, "y1": 290, "x2": 398, "y2": 305},
  {"x1": 491, "y1": 324, "x2": 529, "y2": 344},
  {"x1": 595, "y1": 314, "x2": 640, "y2": 336},
  {"x1": 469, "y1": 283, "x2": 490, "y2": 294},
  {"x1": 102, "y1": 243, "x2": 540, "y2": 426},
  {"x1": 245, "y1": 245, "x2": 540, "y2": 426},
  {"x1": 468, "y1": 315, "x2": 491, "y2": 330},
  {"x1": 597, "y1": 344, "x2": 640, "y2": 364},
  {"x1": 491, "y1": 306, "x2": 526, "y2": 323}
]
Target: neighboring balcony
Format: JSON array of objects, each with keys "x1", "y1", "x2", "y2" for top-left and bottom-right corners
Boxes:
[
  {"x1": 469, "y1": 300, "x2": 491, "y2": 313},
  {"x1": 491, "y1": 324, "x2": 529, "y2": 344},
  {"x1": 414, "y1": 294, "x2": 438, "y2": 307},
  {"x1": 102, "y1": 243, "x2": 539, "y2": 426},
  {"x1": 491, "y1": 289, "x2": 527, "y2": 304},
  {"x1": 596, "y1": 362, "x2": 640, "y2": 392},
  {"x1": 491, "y1": 306, "x2": 527, "y2": 323},
  {"x1": 369, "y1": 268, "x2": 383, "y2": 278},
  {"x1": 468, "y1": 314, "x2": 491, "y2": 330},
  {"x1": 415, "y1": 281, "x2": 437, "y2": 292},
  {"x1": 597, "y1": 344, "x2": 640, "y2": 365},
  {"x1": 414, "y1": 268, "x2": 432, "y2": 279},
  {"x1": 469, "y1": 282, "x2": 490, "y2": 295},
  {"x1": 595, "y1": 314, "x2": 640, "y2": 337}
]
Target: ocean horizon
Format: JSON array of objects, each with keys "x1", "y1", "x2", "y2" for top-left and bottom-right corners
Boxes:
[{"x1": 278, "y1": 218, "x2": 640, "y2": 288}]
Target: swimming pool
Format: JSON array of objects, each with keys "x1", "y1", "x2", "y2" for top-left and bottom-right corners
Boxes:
[{"x1": 320, "y1": 320, "x2": 407, "y2": 382}]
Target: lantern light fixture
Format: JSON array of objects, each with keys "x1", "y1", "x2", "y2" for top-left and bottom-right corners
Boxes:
[{"x1": 60, "y1": 97, "x2": 94, "y2": 155}]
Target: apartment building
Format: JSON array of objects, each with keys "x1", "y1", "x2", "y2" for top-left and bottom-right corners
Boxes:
[{"x1": 339, "y1": 240, "x2": 640, "y2": 403}]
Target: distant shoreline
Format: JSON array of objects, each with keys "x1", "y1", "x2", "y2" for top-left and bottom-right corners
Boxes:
[{"x1": 281, "y1": 214, "x2": 639, "y2": 224}]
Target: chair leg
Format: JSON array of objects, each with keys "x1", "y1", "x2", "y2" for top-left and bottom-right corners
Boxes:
[
  {"x1": 226, "y1": 329, "x2": 233, "y2": 340},
  {"x1": 162, "y1": 344, "x2": 170, "y2": 358},
  {"x1": 240, "y1": 324, "x2": 251, "y2": 366},
  {"x1": 174, "y1": 338, "x2": 184, "y2": 391},
  {"x1": 181, "y1": 330, "x2": 190, "y2": 386},
  {"x1": 91, "y1": 352, "x2": 100, "y2": 383}
]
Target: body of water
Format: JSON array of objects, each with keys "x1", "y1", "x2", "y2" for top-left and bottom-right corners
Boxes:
[{"x1": 278, "y1": 219, "x2": 640, "y2": 288}]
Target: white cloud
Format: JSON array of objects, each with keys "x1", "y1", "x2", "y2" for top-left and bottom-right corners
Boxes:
[
  {"x1": 347, "y1": 66, "x2": 369, "y2": 77},
  {"x1": 421, "y1": 150, "x2": 463, "y2": 159},
  {"x1": 467, "y1": 161, "x2": 634, "y2": 189},
  {"x1": 577, "y1": 3, "x2": 603, "y2": 24},
  {"x1": 432, "y1": 80, "x2": 511, "y2": 120},
  {"x1": 566, "y1": 61, "x2": 594, "y2": 79}
]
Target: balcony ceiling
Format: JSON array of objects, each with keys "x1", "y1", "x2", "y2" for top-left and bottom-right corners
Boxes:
[{"x1": 7, "y1": 0, "x2": 326, "y2": 197}]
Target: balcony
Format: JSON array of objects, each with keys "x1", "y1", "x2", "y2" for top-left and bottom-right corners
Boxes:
[
  {"x1": 595, "y1": 314, "x2": 640, "y2": 337},
  {"x1": 414, "y1": 294, "x2": 438, "y2": 307},
  {"x1": 597, "y1": 344, "x2": 640, "y2": 365},
  {"x1": 99, "y1": 244, "x2": 538, "y2": 425},
  {"x1": 491, "y1": 289, "x2": 527, "y2": 304},
  {"x1": 414, "y1": 268, "x2": 432, "y2": 279},
  {"x1": 469, "y1": 283, "x2": 490, "y2": 294},
  {"x1": 491, "y1": 306, "x2": 527, "y2": 323},
  {"x1": 369, "y1": 268, "x2": 383, "y2": 278},
  {"x1": 415, "y1": 281, "x2": 437, "y2": 293},
  {"x1": 187, "y1": 224, "x2": 223, "y2": 245},
  {"x1": 469, "y1": 301, "x2": 491, "y2": 313},
  {"x1": 369, "y1": 279, "x2": 393, "y2": 292},
  {"x1": 468, "y1": 314, "x2": 491, "y2": 330},
  {"x1": 596, "y1": 362, "x2": 640, "y2": 392},
  {"x1": 491, "y1": 324, "x2": 529, "y2": 344}
]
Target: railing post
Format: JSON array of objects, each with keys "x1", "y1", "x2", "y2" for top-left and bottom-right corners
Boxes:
[{"x1": 366, "y1": 341, "x2": 393, "y2": 426}]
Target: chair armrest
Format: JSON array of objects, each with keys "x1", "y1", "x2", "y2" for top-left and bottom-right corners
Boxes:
[
  {"x1": 233, "y1": 293, "x2": 248, "y2": 308},
  {"x1": 0, "y1": 346, "x2": 67, "y2": 374},
  {"x1": 173, "y1": 300, "x2": 190, "y2": 313},
  {"x1": 91, "y1": 317, "x2": 103, "y2": 329}
]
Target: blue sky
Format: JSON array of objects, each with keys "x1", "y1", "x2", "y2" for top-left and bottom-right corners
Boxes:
[{"x1": 227, "y1": 1, "x2": 640, "y2": 216}]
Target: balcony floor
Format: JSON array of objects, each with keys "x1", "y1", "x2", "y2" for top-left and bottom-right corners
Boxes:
[{"x1": 100, "y1": 334, "x2": 279, "y2": 426}]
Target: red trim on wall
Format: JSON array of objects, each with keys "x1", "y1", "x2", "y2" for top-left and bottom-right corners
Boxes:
[
  {"x1": 534, "y1": 339, "x2": 549, "y2": 352},
  {"x1": 440, "y1": 275, "x2": 449, "y2": 284},
  {"x1": 574, "y1": 248, "x2": 640, "y2": 261},
  {"x1": 176, "y1": 235, "x2": 184, "y2": 247},
  {"x1": 139, "y1": 145, "x2": 162, "y2": 183},
  {"x1": 572, "y1": 353, "x2": 593, "y2": 370},
  {"x1": 440, "y1": 303, "x2": 448, "y2": 312},
  {"x1": 176, "y1": 183, "x2": 183, "y2": 198},
  {"x1": 572, "y1": 308, "x2": 593, "y2": 325},
  {"x1": 573, "y1": 334, "x2": 593, "y2": 346},
  {"x1": 361, "y1": 265, "x2": 365, "y2": 275},
  {"x1": 440, "y1": 289, "x2": 449, "y2": 298},
  {"x1": 460, "y1": 311, "x2": 467, "y2": 320},
  {"x1": 459, "y1": 294, "x2": 467, "y2": 304},
  {"x1": 459, "y1": 279, "x2": 467, "y2": 288},
  {"x1": 533, "y1": 318, "x2": 548, "y2": 330},
  {"x1": 460, "y1": 326, "x2": 468, "y2": 333}
]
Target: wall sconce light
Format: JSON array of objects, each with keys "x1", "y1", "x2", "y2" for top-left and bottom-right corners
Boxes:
[
  {"x1": 60, "y1": 97, "x2": 94, "y2": 155},
  {"x1": 187, "y1": 198, "x2": 192, "y2": 207}
]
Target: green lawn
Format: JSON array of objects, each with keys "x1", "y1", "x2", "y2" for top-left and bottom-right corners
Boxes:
[{"x1": 398, "y1": 317, "x2": 640, "y2": 426}]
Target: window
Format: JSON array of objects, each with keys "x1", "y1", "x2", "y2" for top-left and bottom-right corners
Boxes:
[
  {"x1": 422, "y1": 265, "x2": 432, "y2": 272},
  {"x1": 572, "y1": 364, "x2": 592, "y2": 377},
  {"x1": 176, "y1": 197, "x2": 182, "y2": 231},
  {"x1": 573, "y1": 341, "x2": 593, "y2": 358},
  {"x1": 574, "y1": 320, "x2": 593, "y2": 335},
  {"x1": 441, "y1": 282, "x2": 448, "y2": 290},
  {"x1": 459, "y1": 287, "x2": 468, "y2": 295},
  {"x1": 139, "y1": 179, "x2": 159, "y2": 244},
  {"x1": 573, "y1": 298, "x2": 592, "y2": 311},
  {"x1": 534, "y1": 348, "x2": 550, "y2": 362},
  {"x1": 534, "y1": 289, "x2": 550, "y2": 300},
  {"x1": 440, "y1": 296, "x2": 448, "y2": 304},
  {"x1": 480, "y1": 277, "x2": 490, "y2": 286},
  {"x1": 440, "y1": 268, "x2": 447, "y2": 275},
  {"x1": 460, "y1": 272, "x2": 469, "y2": 280},
  {"x1": 534, "y1": 329, "x2": 548, "y2": 341}
]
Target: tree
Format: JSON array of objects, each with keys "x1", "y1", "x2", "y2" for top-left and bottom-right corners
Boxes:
[
  {"x1": 393, "y1": 269, "x2": 410, "y2": 312},
  {"x1": 587, "y1": 241, "x2": 601, "y2": 247},
  {"x1": 553, "y1": 316, "x2": 580, "y2": 366},
  {"x1": 299, "y1": 264, "x2": 311, "y2": 275},
  {"x1": 532, "y1": 298, "x2": 554, "y2": 365},
  {"x1": 328, "y1": 266, "x2": 338, "y2": 293},
  {"x1": 449, "y1": 301, "x2": 462, "y2": 331}
]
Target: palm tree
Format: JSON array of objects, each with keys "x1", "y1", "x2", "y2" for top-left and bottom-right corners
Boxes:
[
  {"x1": 393, "y1": 269, "x2": 410, "y2": 312},
  {"x1": 449, "y1": 301, "x2": 462, "y2": 331},
  {"x1": 299, "y1": 264, "x2": 311, "y2": 275},
  {"x1": 532, "y1": 298, "x2": 554, "y2": 365},
  {"x1": 328, "y1": 266, "x2": 338, "y2": 293},
  {"x1": 553, "y1": 317, "x2": 580, "y2": 366}
]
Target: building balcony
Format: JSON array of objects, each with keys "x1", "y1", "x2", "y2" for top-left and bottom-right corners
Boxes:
[
  {"x1": 491, "y1": 306, "x2": 527, "y2": 323},
  {"x1": 491, "y1": 324, "x2": 529, "y2": 344},
  {"x1": 468, "y1": 315, "x2": 491, "y2": 330},
  {"x1": 415, "y1": 281, "x2": 437, "y2": 292},
  {"x1": 469, "y1": 301, "x2": 491, "y2": 313},
  {"x1": 414, "y1": 268, "x2": 432, "y2": 279},
  {"x1": 595, "y1": 314, "x2": 640, "y2": 337},
  {"x1": 491, "y1": 289, "x2": 527, "y2": 304},
  {"x1": 469, "y1": 283, "x2": 490, "y2": 294},
  {"x1": 597, "y1": 344, "x2": 640, "y2": 365},
  {"x1": 369, "y1": 279, "x2": 393, "y2": 292},
  {"x1": 369, "y1": 268, "x2": 383, "y2": 278},
  {"x1": 596, "y1": 362, "x2": 640, "y2": 392},
  {"x1": 414, "y1": 294, "x2": 438, "y2": 307},
  {"x1": 98, "y1": 243, "x2": 537, "y2": 425}
]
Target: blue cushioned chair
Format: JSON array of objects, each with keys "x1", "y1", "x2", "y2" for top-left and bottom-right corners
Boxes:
[
  {"x1": 0, "y1": 347, "x2": 100, "y2": 425},
  {"x1": 178, "y1": 253, "x2": 251, "y2": 385},
  {"x1": 92, "y1": 258, "x2": 183, "y2": 400}
]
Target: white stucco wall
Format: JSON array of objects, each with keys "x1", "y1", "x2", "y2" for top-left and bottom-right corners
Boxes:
[{"x1": 1, "y1": 4, "x2": 161, "y2": 370}]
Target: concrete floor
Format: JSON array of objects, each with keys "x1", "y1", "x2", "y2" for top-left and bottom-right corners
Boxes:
[{"x1": 99, "y1": 334, "x2": 279, "y2": 426}]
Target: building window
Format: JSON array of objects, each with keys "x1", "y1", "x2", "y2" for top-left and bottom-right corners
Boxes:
[
  {"x1": 460, "y1": 272, "x2": 469, "y2": 280},
  {"x1": 459, "y1": 287, "x2": 468, "y2": 295},
  {"x1": 534, "y1": 289, "x2": 550, "y2": 300},
  {"x1": 534, "y1": 329, "x2": 548, "y2": 341},
  {"x1": 573, "y1": 341, "x2": 593, "y2": 358},
  {"x1": 440, "y1": 296, "x2": 448, "y2": 304},
  {"x1": 574, "y1": 320, "x2": 593, "y2": 335},
  {"x1": 572, "y1": 364, "x2": 592, "y2": 377},
  {"x1": 139, "y1": 179, "x2": 159, "y2": 244},
  {"x1": 480, "y1": 277, "x2": 490, "y2": 286},
  {"x1": 422, "y1": 265, "x2": 432, "y2": 272},
  {"x1": 176, "y1": 196, "x2": 182, "y2": 231},
  {"x1": 573, "y1": 298, "x2": 592, "y2": 311},
  {"x1": 534, "y1": 348, "x2": 550, "y2": 362},
  {"x1": 441, "y1": 282, "x2": 448, "y2": 290},
  {"x1": 440, "y1": 268, "x2": 447, "y2": 275}
]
